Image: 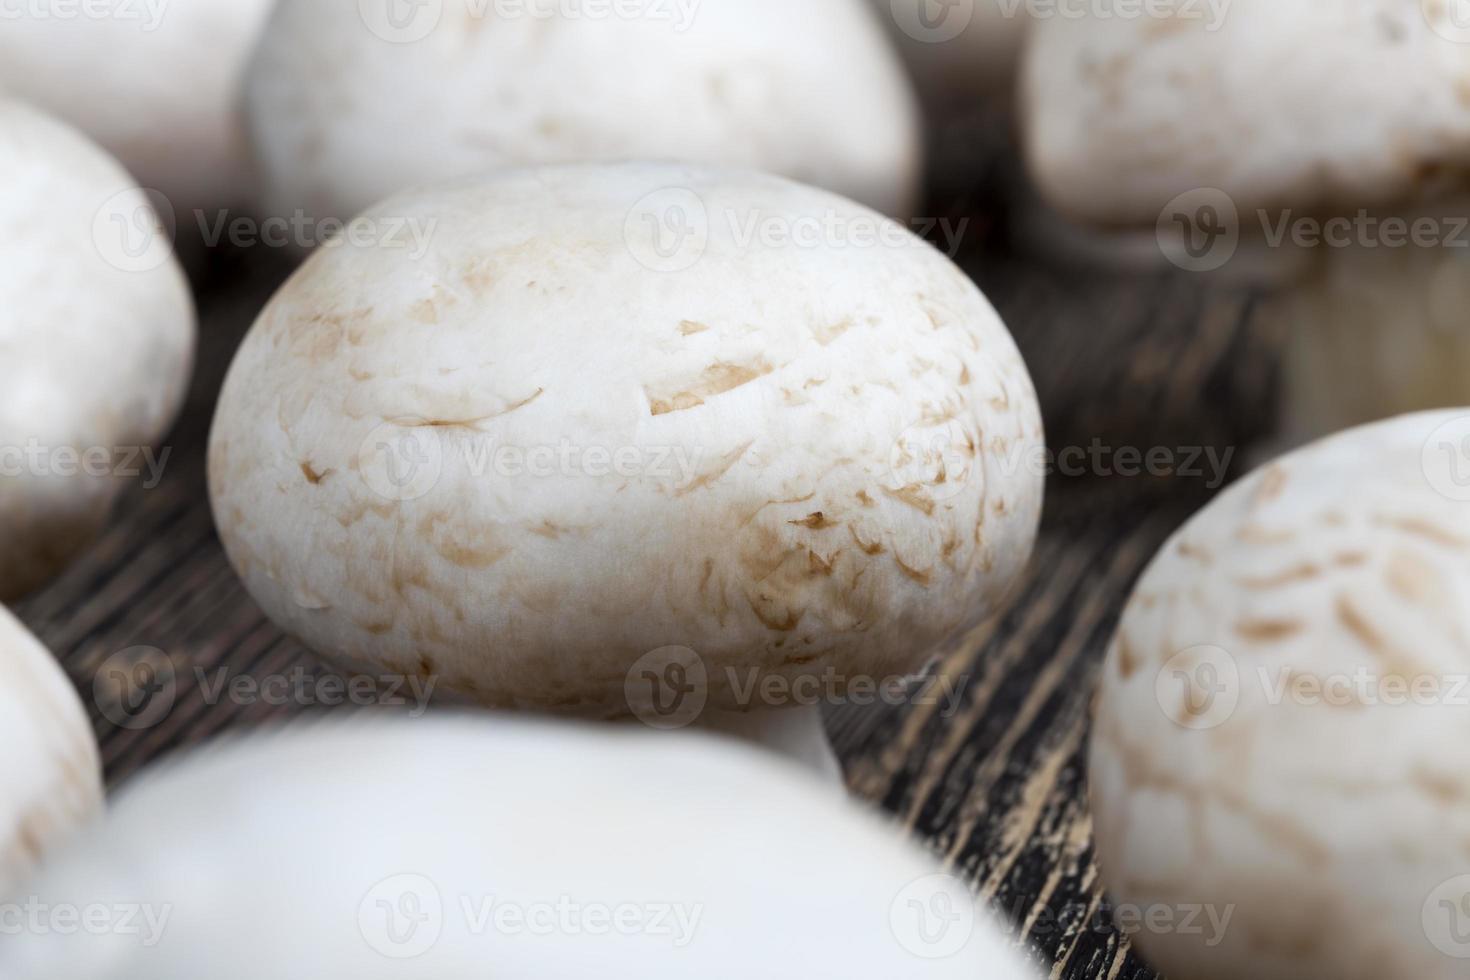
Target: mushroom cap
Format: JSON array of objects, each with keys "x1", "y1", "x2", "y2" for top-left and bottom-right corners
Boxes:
[
  {"x1": 1091, "y1": 410, "x2": 1470, "y2": 979},
  {"x1": 0, "y1": 100, "x2": 195, "y2": 599},
  {"x1": 0, "y1": 714, "x2": 1039, "y2": 979},
  {"x1": 245, "y1": 0, "x2": 922, "y2": 223},
  {"x1": 207, "y1": 163, "x2": 1043, "y2": 717},
  {"x1": 0, "y1": 0, "x2": 275, "y2": 211},
  {"x1": 1023, "y1": 0, "x2": 1470, "y2": 226},
  {"x1": 0, "y1": 605, "x2": 103, "y2": 894}
]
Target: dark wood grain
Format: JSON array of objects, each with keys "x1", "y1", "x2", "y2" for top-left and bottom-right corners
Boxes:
[{"x1": 11, "y1": 153, "x2": 1282, "y2": 978}]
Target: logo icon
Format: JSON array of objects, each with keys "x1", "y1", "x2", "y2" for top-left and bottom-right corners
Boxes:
[
  {"x1": 1155, "y1": 645, "x2": 1240, "y2": 730},
  {"x1": 92, "y1": 187, "x2": 177, "y2": 273},
  {"x1": 359, "y1": 874, "x2": 444, "y2": 958},
  {"x1": 93, "y1": 646, "x2": 177, "y2": 730},
  {"x1": 357, "y1": 420, "x2": 445, "y2": 502},
  {"x1": 1424, "y1": 875, "x2": 1470, "y2": 959},
  {"x1": 624, "y1": 187, "x2": 710, "y2": 273},
  {"x1": 359, "y1": 0, "x2": 444, "y2": 42},
  {"x1": 889, "y1": 0, "x2": 976, "y2": 43},
  {"x1": 1421, "y1": 414, "x2": 1470, "y2": 502},
  {"x1": 889, "y1": 417, "x2": 977, "y2": 503},
  {"x1": 1424, "y1": 0, "x2": 1470, "y2": 44},
  {"x1": 625, "y1": 646, "x2": 708, "y2": 730},
  {"x1": 1156, "y1": 188, "x2": 1239, "y2": 272},
  {"x1": 890, "y1": 874, "x2": 977, "y2": 959}
]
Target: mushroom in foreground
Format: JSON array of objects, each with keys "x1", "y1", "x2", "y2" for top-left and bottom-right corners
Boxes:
[
  {"x1": 0, "y1": 605, "x2": 103, "y2": 895},
  {"x1": 245, "y1": 0, "x2": 922, "y2": 227},
  {"x1": 1023, "y1": 1, "x2": 1470, "y2": 443},
  {"x1": 0, "y1": 714, "x2": 1041, "y2": 978},
  {"x1": 207, "y1": 163, "x2": 1045, "y2": 779},
  {"x1": 0, "y1": 100, "x2": 195, "y2": 599},
  {"x1": 0, "y1": 0, "x2": 276, "y2": 215},
  {"x1": 1091, "y1": 410, "x2": 1470, "y2": 978}
]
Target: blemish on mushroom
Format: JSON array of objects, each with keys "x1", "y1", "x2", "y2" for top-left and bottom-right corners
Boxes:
[
  {"x1": 882, "y1": 485, "x2": 936, "y2": 516},
  {"x1": 1236, "y1": 618, "x2": 1304, "y2": 643},
  {"x1": 299, "y1": 461, "x2": 332, "y2": 485},
  {"x1": 646, "y1": 358, "x2": 775, "y2": 416},
  {"x1": 678, "y1": 319, "x2": 710, "y2": 336},
  {"x1": 789, "y1": 512, "x2": 836, "y2": 530}
]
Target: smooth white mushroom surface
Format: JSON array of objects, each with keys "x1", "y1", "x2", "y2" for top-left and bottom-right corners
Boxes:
[
  {"x1": 207, "y1": 163, "x2": 1043, "y2": 740},
  {"x1": 0, "y1": 100, "x2": 195, "y2": 599},
  {"x1": 245, "y1": 0, "x2": 922, "y2": 225},
  {"x1": 1091, "y1": 411, "x2": 1470, "y2": 979},
  {"x1": 1023, "y1": 0, "x2": 1470, "y2": 226},
  {"x1": 0, "y1": 605, "x2": 103, "y2": 895},
  {"x1": 0, "y1": 0, "x2": 276, "y2": 213},
  {"x1": 0, "y1": 715, "x2": 1041, "y2": 978}
]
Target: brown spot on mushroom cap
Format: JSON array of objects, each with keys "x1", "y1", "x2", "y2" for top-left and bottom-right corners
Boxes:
[{"x1": 646, "y1": 358, "x2": 775, "y2": 417}]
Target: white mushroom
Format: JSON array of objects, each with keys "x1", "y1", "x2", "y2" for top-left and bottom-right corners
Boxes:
[
  {"x1": 0, "y1": 100, "x2": 195, "y2": 599},
  {"x1": 0, "y1": 605, "x2": 103, "y2": 895},
  {"x1": 245, "y1": 0, "x2": 922, "y2": 226},
  {"x1": 0, "y1": 0, "x2": 276, "y2": 214},
  {"x1": 1022, "y1": 0, "x2": 1470, "y2": 443},
  {"x1": 1091, "y1": 409, "x2": 1470, "y2": 979},
  {"x1": 0, "y1": 714, "x2": 1040, "y2": 978},
  {"x1": 207, "y1": 163, "x2": 1044, "y2": 779}
]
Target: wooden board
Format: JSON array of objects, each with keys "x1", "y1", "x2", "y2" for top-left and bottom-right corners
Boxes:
[{"x1": 12, "y1": 167, "x2": 1281, "y2": 978}]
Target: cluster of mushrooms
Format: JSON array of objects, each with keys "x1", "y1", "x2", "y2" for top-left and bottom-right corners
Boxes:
[{"x1": 2, "y1": 1, "x2": 1469, "y2": 977}]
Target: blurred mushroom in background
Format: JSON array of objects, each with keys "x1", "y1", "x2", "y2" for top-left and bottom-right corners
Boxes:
[
  {"x1": 0, "y1": 99, "x2": 195, "y2": 599},
  {"x1": 1023, "y1": 0, "x2": 1470, "y2": 444},
  {"x1": 245, "y1": 0, "x2": 922, "y2": 231},
  {"x1": 0, "y1": 0, "x2": 276, "y2": 220}
]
